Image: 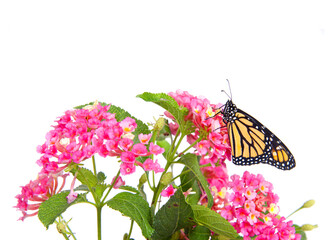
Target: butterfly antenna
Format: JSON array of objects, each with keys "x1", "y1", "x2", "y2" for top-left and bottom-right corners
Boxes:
[{"x1": 221, "y1": 79, "x2": 233, "y2": 100}]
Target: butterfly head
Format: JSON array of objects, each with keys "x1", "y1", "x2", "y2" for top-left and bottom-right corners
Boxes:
[{"x1": 221, "y1": 100, "x2": 237, "y2": 123}]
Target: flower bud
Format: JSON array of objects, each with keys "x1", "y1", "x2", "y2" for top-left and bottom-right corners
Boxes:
[
  {"x1": 123, "y1": 233, "x2": 129, "y2": 240},
  {"x1": 56, "y1": 221, "x2": 67, "y2": 234},
  {"x1": 138, "y1": 173, "x2": 147, "y2": 187},
  {"x1": 301, "y1": 224, "x2": 318, "y2": 231},
  {"x1": 160, "y1": 172, "x2": 172, "y2": 187},
  {"x1": 154, "y1": 117, "x2": 165, "y2": 132},
  {"x1": 302, "y1": 199, "x2": 315, "y2": 209}
]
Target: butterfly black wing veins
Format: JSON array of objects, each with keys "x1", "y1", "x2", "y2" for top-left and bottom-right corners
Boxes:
[{"x1": 221, "y1": 100, "x2": 295, "y2": 170}]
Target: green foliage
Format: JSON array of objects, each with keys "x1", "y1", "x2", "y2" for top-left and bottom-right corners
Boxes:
[
  {"x1": 97, "y1": 171, "x2": 107, "y2": 183},
  {"x1": 137, "y1": 92, "x2": 195, "y2": 135},
  {"x1": 152, "y1": 189, "x2": 195, "y2": 240},
  {"x1": 118, "y1": 185, "x2": 140, "y2": 194},
  {"x1": 156, "y1": 139, "x2": 171, "y2": 159},
  {"x1": 191, "y1": 205, "x2": 239, "y2": 239},
  {"x1": 106, "y1": 192, "x2": 154, "y2": 239},
  {"x1": 188, "y1": 225, "x2": 211, "y2": 240},
  {"x1": 71, "y1": 168, "x2": 108, "y2": 200},
  {"x1": 74, "y1": 167, "x2": 98, "y2": 189},
  {"x1": 180, "y1": 166, "x2": 201, "y2": 205},
  {"x1": 176, "y1": 153, "x2": 213, "y2": 208},
  {"x1": 38, "y1": 191, "x2": 87, "y2": 229}
]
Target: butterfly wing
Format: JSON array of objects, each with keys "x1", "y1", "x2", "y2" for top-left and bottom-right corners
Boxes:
[{"x1": 227, "y1": 108, "x2": 295, "y2": 170}]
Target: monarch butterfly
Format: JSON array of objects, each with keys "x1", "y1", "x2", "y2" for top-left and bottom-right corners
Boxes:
[{"x1": 220, "y1": 82, "x2": 295, "y2": 170}]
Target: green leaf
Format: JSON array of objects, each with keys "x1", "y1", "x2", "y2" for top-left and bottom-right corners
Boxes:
[
  {"x1": 212, "y1": 235, "x2": 243, "y2": 240},
  {"x1": 118, "y1": 185, "x2": 140, "y2": 194},
  {"x1": 94, "y1": 184, "x2": 108, "y2": 200},
  {"x1": 189, "y1": 225, "x2": 211, "y2": 240},
  {"x1": 75, "y1": 102, "x2": 150, "y2": 144},
  {"x1": 137, "y1": 92, "x2": 194, "y2": 135},
  {"x1": 180, "y1": 166, "x2": 197, "y2": 192},
  {"x1": 74, "y1": 167, "x2": 98, "y2": 189},
  {"x1": 176, "y1": 153, "x2": 213, "y2": 208},
  {"x1": 180, "y1": 166, "x2": 201, "y2": 205},
  {"x1": 156, "y1": 140, "x2": 170, "y2": 159},
  {"x1": 74, "y1": 184, "x2": 89, "y2": 192},
  {"x1": 38, "y1": 191, "x2": 87, "y2": 229},
  {"x1": 97, "y1": 171, "x2": 107, "y2": 183},
  {"x1": 152, "y1": 189, "x2": 194, "y2": 240},
  {"x1": 137, "y1": 92, "x2": 185, "y2": 123},
  {"x1": 71, "y1": 168, "x2": 108, "y2": 200},
  {"x1": 191, "y1": 205, "x2": 238, "y2": 239},
  {"x1": 106, "y1": 192, "x2": 153, "y2": 239}
]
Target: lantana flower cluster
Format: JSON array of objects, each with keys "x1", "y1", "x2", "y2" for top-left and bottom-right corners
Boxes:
[
  {"x1": 168, "y1": 91, "x2": 300, "y2": 240},
  {"x1": 15, "y1": 92, "x2": 307, "y2": 240},
  {"x1": 168, "y1": 90, "x2": 231, "y2": 164},
  {"x1": 221, "y1": 171, "x2": 301, "y2": 240},
  {"x1": 15, "y1": 102, "x2": 164, "y2": 221},
  {"x1": 168, "y1": 90, "x2": 230, "y2": 207}
]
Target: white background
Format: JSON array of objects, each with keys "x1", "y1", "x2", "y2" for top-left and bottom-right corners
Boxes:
[{"x1": 1, "y1": 1, "x2": 335, "y2": 239}]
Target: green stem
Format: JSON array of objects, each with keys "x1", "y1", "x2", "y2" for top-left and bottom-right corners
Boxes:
[
  {"x1": 96, "y1": 206, "x2": 102, "y2": 240},
  {"x1": 66, "y1": 224, "x2": 77, "y2": 240},
  {"x1": 152, "y1": 170, "x2": 156, "y2": 188},
  {"x1": 92, "y1": 155, "x2": 97, "y2": 176},
  {"x1": 127, "y1": 220, "x2": 134, "y2": 240},
  {"x1": 172, "y1": 136, "x2": 203, "y2": 161},
  {"x1": 171, "y1": 134, "x2": 185, "y2": 158},
  {"x1": 61, "y1": 233, "x2": 70, "y2": 240},
  {"x1": 150, "y1": 131, "x2": 187, "y2": 217},
  {"x1": 167, "y1": 129, "x2": 181, "y2": 160},
  {"x1": 287, "y1": 207, "x2": 302, "y2": 219},
  {"x1": 150, "y1": 162, "x2": 172, "y2": 220},
  {"x1": 57, "y1": 215, "x2": 77, "y2": 240},
  {"x1": 61, "y1": 215, "x2": 77, "y2": 240},
  {"x1": 101, "y1": 169, "x2": 121, "y2": 205},
  {"x1": 144, "y1": 171, "x2": 155, "y2": 191}
]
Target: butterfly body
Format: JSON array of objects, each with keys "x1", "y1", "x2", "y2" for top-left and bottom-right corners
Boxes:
[{"x1": 221, "y1": 100, "x2": 295, "y2": 170}]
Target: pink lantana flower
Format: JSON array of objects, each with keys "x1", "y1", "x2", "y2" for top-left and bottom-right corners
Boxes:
[
  {"x1": 196, "y1": 140, "x2": 211, "y2": 156},
  {"x1": 245, "y1": 187, "x2": 257, "y2": 200},
  {"x1": 67, "y1": 190, "x2": 78, "y2": 204},
  {"x1": 120, "y1": 162, "x2": 136, "y2": 175},
  {"x1": 138, "y1": 133, "x2": 152, "y2": 144},
  {"x1": 131, "y1": 143, "x2": 149, "y2": 156},
  {"x1": 118, "y1": 138, "x2": 134, "y2": 151},
  {"x1": 120, "y1": 151, "x2": 135, "y2": 164},
  {"x1": 112, "y1": 176, "x2": 126, "y2": 189},
  {"x1": 119, "y1": 117, "x2": 137, "y2": 134},
  {"x1": 67, "y1": 174, "x2": 79, "y2": 204},
  {"x1": 142, "y1": 159, "x2": 164, "y2": 173},
  {"x1": 161, "y1": 185, "x2": 176, "y2": 197},
  {"x1": 149, "y1": 142, "x2": 165, "y2": 155}
]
